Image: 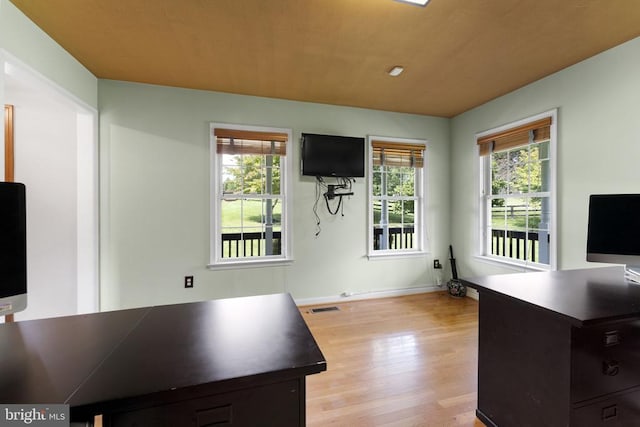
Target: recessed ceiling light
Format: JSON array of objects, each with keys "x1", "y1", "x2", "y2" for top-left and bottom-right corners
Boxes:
[
  {"x1": 396, "y1": 0, "x2": 430, "y2": 6},
  {"x1": 388, "y1": 66, "x2": 404, "y2": 77}
]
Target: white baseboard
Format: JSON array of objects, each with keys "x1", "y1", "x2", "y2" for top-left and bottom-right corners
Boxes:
[
  {"x1": 466, "y1": 288, "x2": 479, "y2": 300},
  {"x1": 294, "y1": 284, "x2": 444, "y2": 306}
]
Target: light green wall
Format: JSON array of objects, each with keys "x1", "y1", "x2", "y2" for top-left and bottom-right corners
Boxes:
[
  {"x1": 7, "y1": 0, "x2": 640, "y2": 308},
  {"x1": 450, "y1": 36, "x2": 640, "y2": 278},
  {"x1": 99, "y1": 80, "x2": 451, "y2": 310},
  {"x1": 0, "y1": 0, "x2": 97, "y2": 108}
]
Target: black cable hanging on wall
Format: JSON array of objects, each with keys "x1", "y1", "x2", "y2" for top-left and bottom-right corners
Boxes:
[{"x1": 313, "y1": 176, "x2": 355, "y2": 236}]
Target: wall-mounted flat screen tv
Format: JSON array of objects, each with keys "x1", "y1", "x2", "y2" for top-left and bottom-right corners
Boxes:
[{"x1": 301, "y1": 133, "x2": 365, "y2": 178}]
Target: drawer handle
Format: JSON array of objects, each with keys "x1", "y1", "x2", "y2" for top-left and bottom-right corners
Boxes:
[
  {"x1": 604, "y1": 330, "x2": 620, "y2": 347},
  {"x1": 602, "y1": 360, "x2": 620, "y2": 376}
]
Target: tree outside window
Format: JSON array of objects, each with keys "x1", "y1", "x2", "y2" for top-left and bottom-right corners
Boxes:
[
  {"x1": 477, "y1": 112, "x2": 556, "y2": 268},
  {"x1": 210, "y1": 125, "x2": 292, "y2": 266}
]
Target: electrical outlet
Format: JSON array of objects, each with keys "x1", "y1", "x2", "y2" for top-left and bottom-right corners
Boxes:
[
  {"x1": 185, "y1": 276, "x2": 194, "y2": 288},
  {"x1": 434, "y1": 259, "x2": 442, "y2": 269}
]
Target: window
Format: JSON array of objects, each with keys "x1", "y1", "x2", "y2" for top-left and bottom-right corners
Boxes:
[
  {"x1": 477, "y1": 110, "x2": 556, "y2": 269},
  {"x1": 209, "y1": 124, "x2": 292, "y2": 267},
  {"x1": 368, "y1": 137, "x2": 427, "y2": 257}
]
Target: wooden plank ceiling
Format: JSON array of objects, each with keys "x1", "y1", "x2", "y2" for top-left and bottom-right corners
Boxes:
[{"x1": 10, "y1": 0, "x2": 640, "y2": 117}]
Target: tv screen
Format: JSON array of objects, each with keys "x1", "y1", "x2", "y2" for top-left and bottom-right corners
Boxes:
[
  {"x1": 587, "y1": 194, "x2": 640, "y2": 266},
  {"x1": 0, "y1": 182, "x2": 27, "y2": 315},
  {"x1": 301, "y1": 133, "x2": 365, "y2": 178}
]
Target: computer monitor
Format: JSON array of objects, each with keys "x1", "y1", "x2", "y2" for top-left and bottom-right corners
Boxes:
[
  {"x1": 0, "y1": 182, "x2": 27, "y2": 316},
  {"x1": 587, "y1": 194, "x2": 640, "y2": 281}
]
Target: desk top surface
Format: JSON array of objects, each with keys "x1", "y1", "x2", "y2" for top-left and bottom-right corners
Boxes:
[
  {"x1": 462, "y1": 267, "x2": 640, "y2": 326},
  {"x1": 0, "y1": 293, "x2": 326, "y2": 410}
]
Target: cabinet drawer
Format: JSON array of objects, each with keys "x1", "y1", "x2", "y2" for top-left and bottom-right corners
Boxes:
[
  {"x1": 572, "y1": 388, "x2": 640, "y2": 426},
  {"x1": 571, "y1": 320, "x2": 640, "y2": 403},
  {"x1": 105, "y1": 379, "x2": 301, "y2": 427}
]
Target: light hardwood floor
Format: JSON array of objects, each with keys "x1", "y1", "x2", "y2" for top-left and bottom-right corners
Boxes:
[{"x1": 301, "y1": 292, "x2": 486, "y2": 427}]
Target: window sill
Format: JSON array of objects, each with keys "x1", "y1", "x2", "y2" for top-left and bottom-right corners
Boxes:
[
  {"x1": 473, "y1": 255, "x2": 552, "y2": 272},
  {"x1": 208, "y1": 258, "x2": 294, "y2": 270},
  {"x1": 367, "y1": 250, "x2": 428, "y2": 261}
]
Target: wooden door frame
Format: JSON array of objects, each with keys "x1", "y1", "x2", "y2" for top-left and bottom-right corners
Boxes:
[
  {"x1": 4, "y1": 104, "x2": 13, "y2": 182},
  {"x1": 4, "y1": 104, "x2": 15, "y2": 322}
]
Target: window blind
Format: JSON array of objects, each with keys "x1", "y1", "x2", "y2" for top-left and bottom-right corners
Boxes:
[
  {"x1": 372, "y1": 140, "x2": 426, "y2": 168},
  {"x1": 477, "y1": 117, "x2": 551, "y2": 156},
  {"x1": 215, "y1": 128, "x2": 287, "y2": 156}
]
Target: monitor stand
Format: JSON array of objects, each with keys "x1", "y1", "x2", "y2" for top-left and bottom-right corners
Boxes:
[{"x1": 624, "y1": 265, "x2": 640, "y2": 284}]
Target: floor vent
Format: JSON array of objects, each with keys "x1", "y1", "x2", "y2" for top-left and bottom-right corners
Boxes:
[{"x1": 309, "y1": 306, "x2": 340, "y2": 314}]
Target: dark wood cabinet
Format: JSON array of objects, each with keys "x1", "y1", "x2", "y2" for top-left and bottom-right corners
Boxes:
[
  {"x1": 0, "y1": 293, "x2": 326, "y2": 427},
  {"x1": 463, "y1": 267, "x2": 640, "y2": 427},
  {"x1": 572, "y1": 388, "x2": 640, "y2": 426},
  {"x1": 571, "y1": 320, "x2": 640, "y2": 404},
  {"x1": 105, "y1": 379, "x2": 303, "y2": 427}
]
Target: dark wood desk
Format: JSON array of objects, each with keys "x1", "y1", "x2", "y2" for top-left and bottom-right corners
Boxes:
[
  {"x1": 463, "y1": 267, "x2": 640, "y2": 427},
  {"x1": 0, "y1": 293, "x2": 326, "y2": 426}
]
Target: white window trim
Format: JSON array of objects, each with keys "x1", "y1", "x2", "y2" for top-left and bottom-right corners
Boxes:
[
  {"x1": 475, "y1": 109, "x2": 558, "y2": 271},
  {"x1": 208, "y1": 122, "x2": 293, "y2": 268},
  {"x1": 367, "y1": 135, "x2": 428, "y2": 259}
]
